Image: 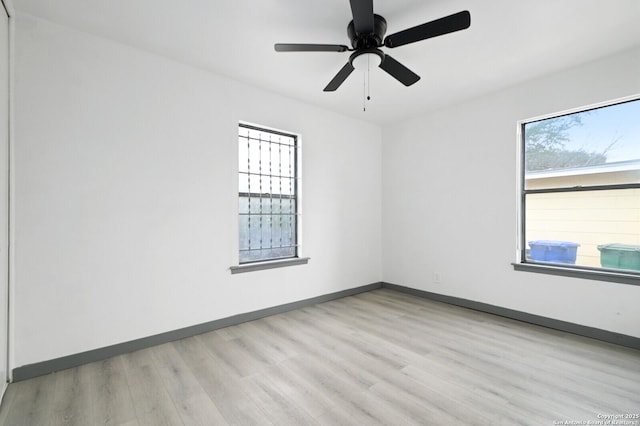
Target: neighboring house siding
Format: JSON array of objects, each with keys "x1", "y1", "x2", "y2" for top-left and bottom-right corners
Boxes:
[
  {"x1": 526, "y1": 166, "x2": 640, "y2": 267},
  {"x1": 526, "y1": 188, "x2": 640, "y2": 267},
  {"x1": 526, "y1": 170, "x2": 640, "y2": 190}
]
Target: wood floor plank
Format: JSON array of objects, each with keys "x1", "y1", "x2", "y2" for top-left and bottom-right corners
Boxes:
[
  {"x1": 174, "y1": 336, "x2": 272, "y2": 425},
  {"x1": 196, "y1": 330, "x2": 271, "y2": 379},
  {"x1": 122, "y1": 347, "x2": 185, "y2": 426},
  {"x1": 2, "y1": 373, "x2": 58, "y2": 426},
  {"x1": 151, "y1": 342, "x2": 227, "y2": 425},
  {"x1": 51, "y1": 363, "x2": 95, "y2": 425},
  {"x1": 400, "y1": 362, "x2": 553, "y2": 425},
  {"x1": 0, "y1": 382, "x2": 18, "y2": 425},
  {"x1": 242, "y1": 371, "x2": 320, "y2": 425},
  {"x1": 269, "y1": 308, "x2": 403, "y2": 389},
  {"x1": 1, "y1": 288, "x2": 638, "y2": 425},
  {"x1": 247, "y1": 362, "x2": 328, "y2": 420},
  {"x1": 369, "y1": 377, "x2": 461, "y2": 425},
  {"x1": 280, "y1": 355, "x2": 385, "y2": 425},
  {"x1": 233, "y1": 321, "x2": 296, "y2": 365},
  {"x1": 88, "y1": 356, "x2": 138, "y2": 426}
]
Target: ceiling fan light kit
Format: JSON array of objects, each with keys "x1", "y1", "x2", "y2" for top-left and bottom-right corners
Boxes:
[
  {"x1": 351, "y1": 49, "x2": 383, "y2": 71},
  {"x1": 274, "y1": 0, "x2": 471, "y2": 95}
]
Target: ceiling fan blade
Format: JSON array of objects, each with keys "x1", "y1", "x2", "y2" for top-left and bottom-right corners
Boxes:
[
  {"x1": 384, "y1": 10, "x2": 471, "y2": 48},
  {"x1": 275, "y1": 43, "x2": 349, "y2": 52},
  {"x1": 349, "y1": 0, "x2": 374, "y2": 35},
  {"x1": 323, "y1": 62, "x2": 355, "y2": 92},
  {"x1": 379, "y1": 54, "x2": 420, "y2": 86}
]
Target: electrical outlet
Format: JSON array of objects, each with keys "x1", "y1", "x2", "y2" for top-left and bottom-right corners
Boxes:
[{"x1": 433, "y1": 272, "x2": 441, "y2": 284}]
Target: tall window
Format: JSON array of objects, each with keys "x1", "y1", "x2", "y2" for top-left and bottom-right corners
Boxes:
[
  {"x1": 519, "y1": 97, "x2": 640, "y2": 278},
  {"x1": 238, "y1": 123, "x2": 298, "y2": 264}
]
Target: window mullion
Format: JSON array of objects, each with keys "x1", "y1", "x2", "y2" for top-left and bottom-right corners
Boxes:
[{"x1": 525, "y1": 183, "x2": 640, "y2": 195}]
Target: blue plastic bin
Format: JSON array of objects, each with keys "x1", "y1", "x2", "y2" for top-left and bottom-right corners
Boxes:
[{"x1": 528, "y1": 240, "x2": 580, "y2": 264}]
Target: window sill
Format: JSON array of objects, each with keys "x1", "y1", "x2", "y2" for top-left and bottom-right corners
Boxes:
[
  {"x1": 512, "y1": 261, "x2": 640, "y2": 286},
  {"x1": 230, "y1": 257, "x2": 310, "y2": 274}
]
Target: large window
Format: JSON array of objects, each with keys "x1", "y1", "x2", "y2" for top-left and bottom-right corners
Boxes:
[
  {"x1": 238, "y1": 123, "x2": 299, "y2": 264},
  {"x1": 518, "y1": 96, "x2": 640, "y2": 280}
]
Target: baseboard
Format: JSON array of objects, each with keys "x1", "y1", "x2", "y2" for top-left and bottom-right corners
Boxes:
[
  {"x1": 12, "y1": 282, "x2": 383, "y2": 382},
  {"x1": 382, "y1": 282, "x2": 640, "y2": 351}
]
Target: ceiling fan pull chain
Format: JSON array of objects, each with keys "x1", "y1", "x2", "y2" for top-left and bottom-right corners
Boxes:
[
  {"x1": 363, "y1": 71, "x2": 366, "y2": 111},
  {"x1": 362, "y1": 54, "x2": 372, "y2": 112},
  {"x1": 367, "y1": 54, "x2": 371, "y2": 101}
]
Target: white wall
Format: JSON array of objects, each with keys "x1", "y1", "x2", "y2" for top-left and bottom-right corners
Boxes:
[
  {"x1": 382, "y1": 46, "x2": 640, "y2": 338},
  {"x1": 13, "y1": 15, "x2": 382, "y2": 368}
]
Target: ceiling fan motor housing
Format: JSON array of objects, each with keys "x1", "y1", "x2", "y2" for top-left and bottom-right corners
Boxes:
[{"x1": 348, "y1": 14, "x2": 387, "y2": 49}]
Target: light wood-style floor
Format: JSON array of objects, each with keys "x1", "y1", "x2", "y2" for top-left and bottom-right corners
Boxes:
[{"x1": 0, "y1": 288, "x2": 639, "y2": 425}]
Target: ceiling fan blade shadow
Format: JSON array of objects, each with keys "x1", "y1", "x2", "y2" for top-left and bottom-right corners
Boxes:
[
  {"x1": 349, "y1": 0, "x2": 374, "y2": 35},
  {"x1": 275, "y1": 44, "x2": 349, "y2": 52},
  {"x1": 379, "y1": 54, "x2": 420, "y2": 86},
  {"x1": 384, "y1": 10, "x2": 470, "y2": 48},
  {"x1": 324, "y1": 62, "x2": 355, "y2": 92}
]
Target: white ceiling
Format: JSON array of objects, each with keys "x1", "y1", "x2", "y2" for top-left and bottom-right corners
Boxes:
[{"x1": 11, "y1": 0, "x2": 640, "y2": 124}]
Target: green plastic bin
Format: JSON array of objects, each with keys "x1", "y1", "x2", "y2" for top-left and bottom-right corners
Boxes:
[{"x1": 597, "y1": 244, "x2": 640, "y2": 271}]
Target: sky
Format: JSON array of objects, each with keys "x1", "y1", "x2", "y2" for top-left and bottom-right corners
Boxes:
[{"x1": 564, "y1": 98, "x2": 640, "y2": 163}]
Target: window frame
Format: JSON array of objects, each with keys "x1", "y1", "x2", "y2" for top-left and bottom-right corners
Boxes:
[
  {"x1": 231, "y1": 122, "x2": 309, "y2": 274},
  {"x1": 514, "y1": 95, "x2": 640, "y2": 286}
]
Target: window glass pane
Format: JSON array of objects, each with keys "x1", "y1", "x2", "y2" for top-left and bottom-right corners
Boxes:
[
  {"x1": 525, "y1": 188, "x2": 640, "y2": 270},
  {"x1": 281, "y1": 146, "x2": 292, "y2": 178},
  {"x1": 262, "y1": 198, "x2": 274, "y2": 214},
  {"x1": 249, "y1": 174, "x2": 261, "y2": 194},
  {"x1": 239, "y1": 215, "x2": 250, "y2": 250},
  {"x1": 268, "y1": 176, "x2": 280, "y2": 195},
  {"x1": 261, "y1": 141, "x2": 272, "y2": 174},
  {"x1": 524, "y1": 99, "x2": 640, "y2": 190},
  {"x1": 280, "y1": 135, "x2": 295, "y2": 146},
  {"x1": 238, "y1": 124, "x2": 298, "y2": 264},
  {"x1": 280, "y1": 178, "x2": 294, "y2": 196},
  {"x1": 247, "y1": 128, "x2": 261, "y2": 140},
  {"x1": 272, "y1": 247, "x2": 296, "y2": 258},
  {"x1": 261, "y1": 215, "x2": 273, "y2": 249},
  {"x1": 239, "y1": 137, "x2": 248, "y2": 173},
  {"x1": 239, "y1": 196, "x2": 249, "y2": 214},
  {"x1": 248, "y1": 139, "x2": 261, "y2": 174},
  {"x1": 280, "y1": 198, "x2": 294, "y2": 214},
  {"x1": 239, "y1": 173, "x2": 249, "y2": 193},
  {"x1": 240, "y1": 249, "x2": 261, "y2": 264},
  {"x1": 248, "y1": 214, "x2": 263, "y2": 250},
  {"x1": 271, "y1": 214, "x2": 283, "y2": 246},
  {"x1": 271, "y1": 145, "x2": 282, "y2": 174},
  {"x1": 239, "y1": 247, "x2": 296, "y2": 263},
  {"x1": 281, "y1": 214, "x2": 296, "y2": 247},
  {"x1": 240, "y1": 196, "x2": 276, "y2": 214},
  {"x1": 260, "y1": 175, "x2": 271, "y2": 194}
]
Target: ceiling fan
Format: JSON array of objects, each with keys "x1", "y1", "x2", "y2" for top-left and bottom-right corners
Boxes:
[{"x1": 274, "y1": 0, "x2": 471, "y2": 92}]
